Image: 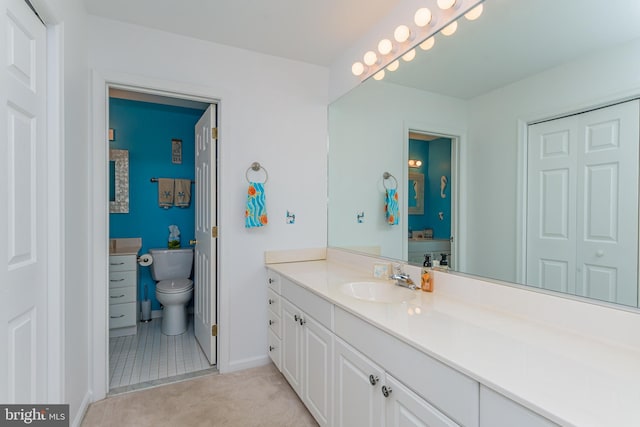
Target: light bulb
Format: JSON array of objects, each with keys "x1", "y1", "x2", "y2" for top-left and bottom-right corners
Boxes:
[
  {"x1": 464, "y1": 4, "x2": 483, "y2": 20},
  {"x1": 363, "y1": 50, "x2": 378, "y2": 66},
  {"x1": 402, "y1": 49, "x2": 416, "y2": 62},
  {"x1": 387, "y1": 60, "x2": 399, "y2": 72},
  {"x1": 416, "y1": 160, "x2": 423, "y2": 167},
  {"x1": 351, "y1": 61, "x2": 365, "y2": 76},
  {"x1": 441, "y1": 21, "x2": 458, "y2": 36},
  {"x1": 437, "y1": 0, "x2": 456, "y2": 10},
  {"x1": 394, "y1": 25, "x2": 411, "y2": 43},
  {"x1": 414, "y1": 8, "x2": 433, "y2": 27},
  {"x1": 378, "y1": 39, "x2": 393, "y2": 55},
  {"x1": 420, "y1": 37, "x2": 435, "y2": 51},
  {"x1": 373, "y1": 69, "x2": 385, "y2": 81}
]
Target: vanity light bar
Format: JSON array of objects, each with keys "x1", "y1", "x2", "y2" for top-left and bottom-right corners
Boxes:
[{"x1": 351, "y1": 0, "x2": 485, "y2": 81}]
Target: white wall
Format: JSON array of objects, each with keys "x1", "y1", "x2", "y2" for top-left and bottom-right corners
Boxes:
[
  {"x1": 34, "y1": 0, "x2": 90, "y2": 425},
  {"x1": 465, "y1": 37, "x2": 640, "y2": 282},
  {"x1": 87, "y1": 16, "x2": 329, "y2": 374},
  {"x1": 329, "y1": 80, "x2": 467, "y2": 259}
]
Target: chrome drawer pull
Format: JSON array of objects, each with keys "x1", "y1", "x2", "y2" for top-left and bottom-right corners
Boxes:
[
  {"x1": 369, "y1": 375, "x2": 379, "y2": 386},
  {"x1": 110, "y1": 314, "x2": 125, "y2": 319},
  {"x1": 110, "y1": 278, "x2": 125, "y2": 282},
  {"x1": 381, "y1": 385, "x2": 392, "y2": 398},
  {"x1": 110, "y1": 294, "x2": 125, "y2": 298},
  {"x1": 268, "y1": 299, "x2": 274, "y2": 304},
  {"x1": 110, "y1": 262, "x2": 125, "y2": 265}
]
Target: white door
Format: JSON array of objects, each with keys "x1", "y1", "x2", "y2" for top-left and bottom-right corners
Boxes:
[
  {"x1": 194, "y1": 104, "x2": 217, "y2": 364},
  {"x1": 302, "y1": 315, "x2": 333, "y2": 427},
  {"x1": 281, "y1": 298, "x2": 303, "y2": 396},
  {"x1": 334, "y1": 338, "x2": 384, "y2": 427},
  {"x1": 527, "y1": 100, "x2": 639, "y2": 305},
  {"x1": 384, "y1": 375, "x2": 457, "y2": 427},
  {"x1": 0, "y1": 0, "x2": 48, "y2": 402}
]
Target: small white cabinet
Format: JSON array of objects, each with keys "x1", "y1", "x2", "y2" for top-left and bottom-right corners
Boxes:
[
  {"x1": 109, "y1": 254, "x2": 138, "y2": 337},
  {"x1": 268, "y1": 272, "x2": 333, "y2": 427},
  {"x1": 334, "y1": 337, "x2": 457, "y2": 427}
]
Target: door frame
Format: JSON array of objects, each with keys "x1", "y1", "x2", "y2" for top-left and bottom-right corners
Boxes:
[
  {"x1": 89, "y1": 70, "x2": 222, "y2": 400},
  {"x1": 403, "y1": 121, "x2": 463, "y2": 270}
]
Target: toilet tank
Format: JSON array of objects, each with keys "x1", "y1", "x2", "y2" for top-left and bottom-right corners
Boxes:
[{"x1": 148, "y1": 248, "x2": 194, "y2": 281}]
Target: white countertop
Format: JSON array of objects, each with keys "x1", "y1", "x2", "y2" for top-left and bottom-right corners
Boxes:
[
  {"x1": 267, "y1": 259, "x2": 640, "y2": 427},
  {"x1": 109, "y1": 237, "x2": 141, "y2": 256}
]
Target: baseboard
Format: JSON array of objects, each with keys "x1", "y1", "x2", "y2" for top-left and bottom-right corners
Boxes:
[
  {"x1": 71, "y1": 391, "x2": 92, "y2": 427},
  {"x1": 223, "y1": 354, "x2": 270, "y2": 374}
]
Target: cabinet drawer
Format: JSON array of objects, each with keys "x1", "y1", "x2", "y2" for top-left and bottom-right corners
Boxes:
[
  {"x1": 109, "y1": 255, "x2": 136, "y2": 272},
  {"x1": 480, "y1": 386, "x2": 558, "y2": 427},
  {"x1": 335, "y1": 307, "x2": 479, "y2": 427},
  {"x1": 109, "y1": 286, "x2": 136, "y2": 305},
  {"x1": 268, "y1": 289, "x2": 281, "y2": 315},
  {"x1": 268, "y1": 329, "x2": 282, "y2": 371},
  {"x1": 268, "y1": 310, "x2": 282, "y2": 338},
  {"x1": 281, "y1": 277, "x2": 332, "y2": 330},
  {"x1": 267, "y1": 271, "x2": 281, "y2": 294},
  {"x1": 109, "y1": 270, "x2": 136, "y2": 288},
  {"x1": 109, "y1": 302, "x2": 137, "y2": 329}
]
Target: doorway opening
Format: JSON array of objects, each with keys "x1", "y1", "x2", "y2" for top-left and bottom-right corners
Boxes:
[
  {"x1": 406, "y1": 130, "x2": 458, "y2": 269},
  {"x1": 106, "y1": 88, "x2": 219, "y2": 393}
]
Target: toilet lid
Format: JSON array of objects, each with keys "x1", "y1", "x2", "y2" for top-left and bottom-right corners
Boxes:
[{"x1": 156, "y1": 278, "x2": 193, "y2": 294}]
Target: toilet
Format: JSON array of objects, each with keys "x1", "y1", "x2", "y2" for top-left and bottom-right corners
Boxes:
[{"x1": 149, "y1": 248, "x2": 194, "y2": 335}]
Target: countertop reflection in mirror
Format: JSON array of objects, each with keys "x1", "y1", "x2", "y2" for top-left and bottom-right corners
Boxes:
[{"x1": 328, "y1": 0, "x2": 640, "y2": 308}]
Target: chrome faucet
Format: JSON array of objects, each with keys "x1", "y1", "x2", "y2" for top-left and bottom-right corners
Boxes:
[{"x1": 390, "y1": 265, "x2": 416, "y2": 290}]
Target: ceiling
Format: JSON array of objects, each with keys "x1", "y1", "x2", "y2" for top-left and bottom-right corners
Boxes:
[
  {"x1": 83, "y1": 0, "x2": 402, "y2": 66},
  {"x1": 384, "y1": 0, "x2": 640, "y2": 99}
]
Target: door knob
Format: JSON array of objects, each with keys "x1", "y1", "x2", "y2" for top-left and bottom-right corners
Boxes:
[{"x1": 189, "y1": 239, "x2": 198, "y2": 245}]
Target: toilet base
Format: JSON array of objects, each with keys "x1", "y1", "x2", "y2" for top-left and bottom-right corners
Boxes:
[{"x1": 161, "y1": 304, "x2": 187, "y2": 335}]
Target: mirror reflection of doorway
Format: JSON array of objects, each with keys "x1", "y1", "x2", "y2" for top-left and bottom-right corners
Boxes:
[{"x1": 407, "y1": 132, "x2": 453, "y2": 268}]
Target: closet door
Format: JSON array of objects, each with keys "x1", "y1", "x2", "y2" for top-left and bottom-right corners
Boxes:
[
  {"x1": 527, "y1": 100, "x2": 639, "y2": 306},
  {"x1": 527, "y1": 116, "x2": 578, "y2": 294},
  {"x1": 575, "y1": 101, "x2": 639, "y2": 306}
]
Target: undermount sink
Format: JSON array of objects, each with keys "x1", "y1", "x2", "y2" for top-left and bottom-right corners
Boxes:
[{"x1": 340, "y1": 281, "x2": 417, "y2": 303}]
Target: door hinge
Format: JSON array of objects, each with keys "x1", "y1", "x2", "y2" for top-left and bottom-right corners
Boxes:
[
  {"x1": 212, "y1": 127, "x2": 218, "y2": 139},
  {"x1": 212, "y1": 324, "x2": 218, "y2": 336},
  {"x1": 212, "y1": 226, "x2": 218, "y2": 238}
]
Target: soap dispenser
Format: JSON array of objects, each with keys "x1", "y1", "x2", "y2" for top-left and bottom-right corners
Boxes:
[
  {"x1": 421, "y1": 255, "x2": 433, "y2": 292},
  {"x1": 440, "y1": 253, "x2": 448, "y2": 267}
]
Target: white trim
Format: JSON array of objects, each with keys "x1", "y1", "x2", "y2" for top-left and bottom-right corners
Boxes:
[
  {"x1": 89, "y1": 70, "x2": 224, "y2": 399},
  {"x1": 403, "y1": 120, "x2": 465, "y2": 271},
  {"x1": 70, "y1": 391, "x2": 91, "y2": 427},
  {"x1": 226, "y1": 355, "x2": 271, "y2": 373}
]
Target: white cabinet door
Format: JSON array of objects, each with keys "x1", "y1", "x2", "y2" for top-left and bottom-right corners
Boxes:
[
  {"x1": 302, "y1": 314, "x2": 334, "y2": 427},
  {"x1": 334, "y1": 338, "x2": 384, "y2": 427},
  {"x1": 281, "y1": 298, "x2": 303, "y2": 396},
  {"x1": 384, "y1": 375, "x2": 457, "y2": 427}
]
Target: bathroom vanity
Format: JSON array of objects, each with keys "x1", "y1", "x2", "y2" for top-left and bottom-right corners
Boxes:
[
  {"x1": 109, "y1": 238, "x2": 141, "y2": 337},
  {"x1": 265, "y1": 249, "x2": 640, "y2": 427}
]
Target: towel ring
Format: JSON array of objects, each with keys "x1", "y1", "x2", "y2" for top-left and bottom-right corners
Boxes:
[
  {"x1": 246, "y1": 162, "x2": 269, "y2": 184},
  {"x1": 382, "y1": 172, "x2": 398, "y2": 190}
]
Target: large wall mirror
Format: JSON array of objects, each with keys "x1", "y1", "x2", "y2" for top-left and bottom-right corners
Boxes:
[
  {"x1": 109, "y1": 149, "x2": 129, "y2": 213},
  {"x1": 328, "y1": 0, "x2": 640, "y2": 308}
]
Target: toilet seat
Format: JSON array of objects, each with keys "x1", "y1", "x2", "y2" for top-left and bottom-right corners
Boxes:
[{"x1": 156, "y1": 278, "x2": 193, "y2": 294}]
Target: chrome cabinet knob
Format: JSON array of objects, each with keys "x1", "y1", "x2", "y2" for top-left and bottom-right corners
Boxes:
[
  {"x1": 268, "y1": 278, "x2": 274, "y2": 284},
  {"x1": 294, "y1": 314, "x2": 299, "y2": 322},
  {"x1": 381, "y1": 385, "x2": 392, "y2": 398},
  {"x1": 299, "y1": 317, "x2": 306, "y2": 326},
  {"x1": 596, "y1": 249, "x2": 604, "y2": 257},
  {"x1": 268, "y1": 299, "x2": 274, "y2": 305},
  {"x1": 269, "y1": 345, "x2": 275, "y2": 352},
  {"x1": 369, "y1": 375, "x2": 379, "y2": 386},
  {"x1": 268, "y1": 319, "x2": 274, "y2": 325}
]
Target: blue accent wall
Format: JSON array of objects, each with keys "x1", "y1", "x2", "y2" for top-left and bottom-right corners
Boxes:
[
  {"x1": 109, "y1": 98, "x2": 205, "y2": 310},
  {"x1": 408, "y1": 137, "x2": 452, "y2": 239}
]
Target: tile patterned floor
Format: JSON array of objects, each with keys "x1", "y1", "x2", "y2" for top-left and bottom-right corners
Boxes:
[{"x1": 109, "y1": 317, "x2": 213, "y2": 392}]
